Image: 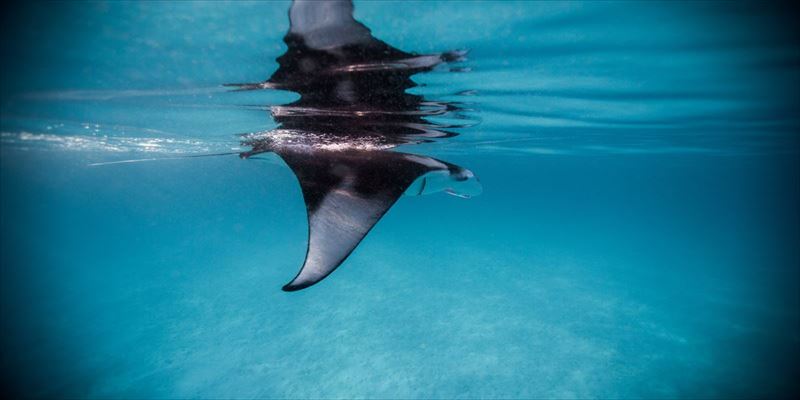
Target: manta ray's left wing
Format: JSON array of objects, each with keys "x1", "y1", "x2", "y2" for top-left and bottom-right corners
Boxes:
[
  {"x1": 276, "y1": 149, "x2": 429, "y2": 291},
  {"x1": 273, "y1": 148, "x2": 475, "y2": 291}
]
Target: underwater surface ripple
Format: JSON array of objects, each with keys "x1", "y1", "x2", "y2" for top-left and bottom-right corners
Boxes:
[{"x1": 1, "y1": 1, "x2": 798, "y2": 398}]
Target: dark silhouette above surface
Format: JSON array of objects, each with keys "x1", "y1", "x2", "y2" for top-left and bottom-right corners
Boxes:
[{"x1": 229, "y1": 0, "x2": 480, "y2": 291}]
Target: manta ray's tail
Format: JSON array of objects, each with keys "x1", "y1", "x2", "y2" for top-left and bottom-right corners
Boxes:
[
  {"x1": 222, "y1": 82, "x2": 280, "y2": 92},
  {"x1": 274, "y1": 148, "x2": 479, "y2": 291},
  {"x1": 87, "y1": 151, "x2": 241, "y2": 166}
]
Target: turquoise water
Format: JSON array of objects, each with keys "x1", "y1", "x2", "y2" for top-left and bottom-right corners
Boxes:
[{"x1": 2, "y1": 1, "x2": 799, "y2": 398}]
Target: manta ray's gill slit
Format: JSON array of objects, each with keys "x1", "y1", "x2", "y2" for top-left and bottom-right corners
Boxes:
[{"x1": 230, "y1": 0, "x2": 481, "y2": 291}]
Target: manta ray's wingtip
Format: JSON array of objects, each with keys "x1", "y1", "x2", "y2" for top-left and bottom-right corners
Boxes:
[
  {"x1": 281, "y1": 258, "x2": 345, "y2": 292},
  {"x1": 280, "y1": 257, "x2": 340, "y2": 292},
  {"x1": 281, "y1": 282, "x2": 309, "y2": 292}
]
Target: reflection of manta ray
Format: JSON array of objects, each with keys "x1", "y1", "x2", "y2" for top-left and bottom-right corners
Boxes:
[{"x1": 230, "y1": 0, "x2": 481, "y2": 291}]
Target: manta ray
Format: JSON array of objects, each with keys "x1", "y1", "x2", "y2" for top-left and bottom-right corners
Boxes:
[{"x1": 229, "y1": 0, "x2": 481, "y2": 291}]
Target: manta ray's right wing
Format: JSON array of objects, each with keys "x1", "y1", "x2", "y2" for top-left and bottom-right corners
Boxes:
[{"x1": 274, "y1": 149, "x2": 478, "y2": 291}]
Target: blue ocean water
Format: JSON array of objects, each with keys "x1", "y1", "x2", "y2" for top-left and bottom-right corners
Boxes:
[{"x1": 1, "y1": 1, "x2": 798, "y2": 398}]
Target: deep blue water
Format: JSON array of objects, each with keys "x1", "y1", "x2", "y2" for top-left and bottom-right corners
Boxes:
[{"x1": 1, "y1": 1, "x2": 799, "y2": 398}]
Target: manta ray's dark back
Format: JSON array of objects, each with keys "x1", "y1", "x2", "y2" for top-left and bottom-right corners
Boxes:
[{"x1": 234, "y1": 0, "x2": 479, "y2": 291}]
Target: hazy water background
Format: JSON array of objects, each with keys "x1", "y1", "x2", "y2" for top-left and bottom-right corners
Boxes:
[{"x1": 1, "y1": 1, "x2": 798, "y2": 398}]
